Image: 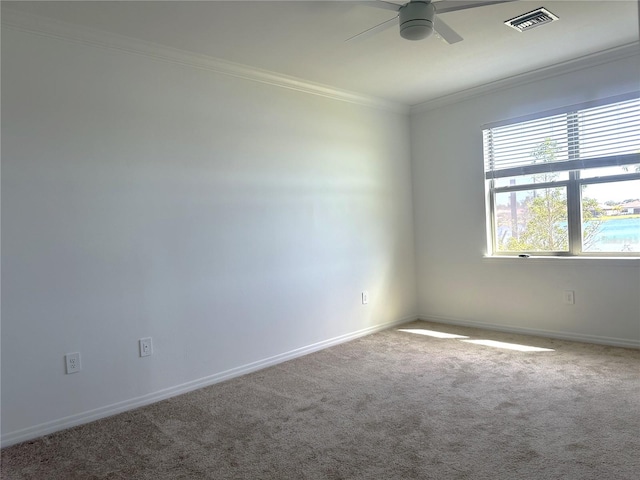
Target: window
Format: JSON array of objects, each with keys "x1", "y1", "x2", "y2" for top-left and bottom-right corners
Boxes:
[{"x1": 483, "y1": 93, "x2": 640, "y2": 256}]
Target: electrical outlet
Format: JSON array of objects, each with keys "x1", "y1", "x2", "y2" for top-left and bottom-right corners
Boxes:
[
  {"x1": 563, "y1": 290, "x2": 575, "y2": 305},
  {"x1": 65, "y1": 352, "x2": 81, "y2": 374},
  {"x1": 362, "y1": 291, "x2": 369, "y2": 305},
  {"x1": 139, "y1": 337, "x2": 153, "y2": 357}
]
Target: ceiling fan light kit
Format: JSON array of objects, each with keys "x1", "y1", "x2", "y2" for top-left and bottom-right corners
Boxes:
[
  {"x1": 399, "y1": 1, "x2": 435, "y2": 41},
  {"x1": 351, "y1": 0, "x2": 520, "y2": 43}
]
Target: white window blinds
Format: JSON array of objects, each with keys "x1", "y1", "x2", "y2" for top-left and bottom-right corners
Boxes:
[{"x1": 483, "y1": 94, "x2": 640, "y2": 179}]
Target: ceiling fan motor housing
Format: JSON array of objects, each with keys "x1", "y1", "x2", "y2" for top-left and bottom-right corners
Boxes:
[{"x1": 399, "y1": 1, "x2": 435, "y2": 41}]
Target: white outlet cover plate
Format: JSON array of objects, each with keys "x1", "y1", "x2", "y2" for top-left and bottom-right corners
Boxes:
[
  {"x1": 65, "y1": 352, "x2": 81, "y2": 374},
  {"x1": 139, "y1": 337, "x2": 153, "y2": 357},
  {"x1": 563, "y1": 290, "x2": 575, "y2": 304}
]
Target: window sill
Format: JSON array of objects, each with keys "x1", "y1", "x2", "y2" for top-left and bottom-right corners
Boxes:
[{"x1": 482, "y1": 255, "x2": 640, "y2": 267}]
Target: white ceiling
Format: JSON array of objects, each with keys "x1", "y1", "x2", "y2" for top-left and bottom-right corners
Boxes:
[{"x1": 3, "y1": 0, "x2": 639, "y2": 106}]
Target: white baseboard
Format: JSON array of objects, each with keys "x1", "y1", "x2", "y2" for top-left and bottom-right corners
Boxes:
[
  {"x1": 1, "y1": 315, "x2": 416, "y2": 448},
  {"x1": 417, "y1": 314, "x2": 640, "y2": 349}
]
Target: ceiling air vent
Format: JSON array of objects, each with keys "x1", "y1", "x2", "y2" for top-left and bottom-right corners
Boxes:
[{"x1": 505, "y1": 7, "x2": 558, "y2": 32}]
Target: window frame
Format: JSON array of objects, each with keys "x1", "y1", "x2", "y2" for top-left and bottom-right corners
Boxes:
[{"x1": 483, "y1": 93, "x2": 640, "y2": 258}]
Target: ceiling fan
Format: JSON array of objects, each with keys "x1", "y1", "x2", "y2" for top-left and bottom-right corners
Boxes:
[{"x1": 349, "y1": 0, "x2": 519, "y2": 43}]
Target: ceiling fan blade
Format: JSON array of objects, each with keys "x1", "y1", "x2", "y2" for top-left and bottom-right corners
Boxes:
[
  {"x1": 433, "y1": 15, "x2": 463, "y2": 44},
  {"x1": 435, "y1": 0, "x2": 519, "y2": 15},
  {"x1": 346, "y1": 15, "x2": 399, "y2": 42},
  {"x1": 368, "y1": 1, "x2": 404, "y2": 12}
]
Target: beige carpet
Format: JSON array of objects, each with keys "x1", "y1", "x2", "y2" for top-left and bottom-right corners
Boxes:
[{"x1": 2, "y1": 320, "x2": 639, "y2": 479}]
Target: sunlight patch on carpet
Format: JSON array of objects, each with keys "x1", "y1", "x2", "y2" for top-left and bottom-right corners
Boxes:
[
  {"x1": 398, "y1": 328, "x2": 469, "y2": 339},
  {"x1": 462, "y1": 339, "x2": 554, "y2": 352}
]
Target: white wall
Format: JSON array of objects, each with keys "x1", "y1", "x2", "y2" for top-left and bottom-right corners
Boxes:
[
  {"x1": 411, "y1": 53, "x2": 640, "y2": 346},
  {"x1": 1, "y1": 26, "x2": 417, "y2": 444}
]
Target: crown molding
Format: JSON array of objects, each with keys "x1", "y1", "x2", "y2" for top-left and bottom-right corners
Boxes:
[
  {"x1": 4, "y1": 8, "x2": 636, "y2": 118},
  {"x1": 410, "y1": 42, "x2": 640, "y2": 115},
  {"x1": 1, "y1": 8, "x2": 410, "y2": 115}
]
